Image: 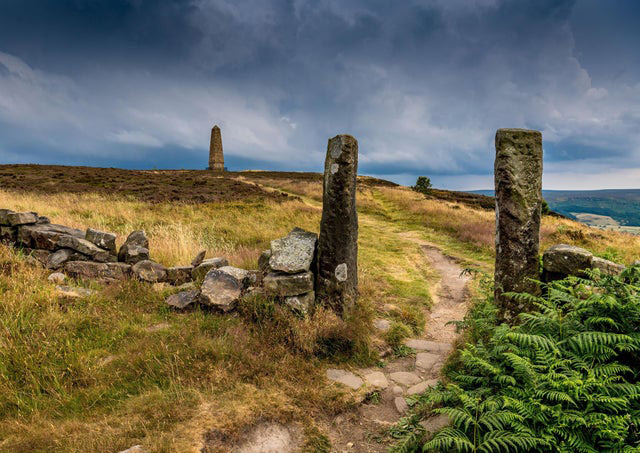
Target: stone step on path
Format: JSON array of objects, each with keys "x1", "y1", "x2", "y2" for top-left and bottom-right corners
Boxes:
[
  {"x1": 404, "y1": 339, "x2": 452, "y2": 353},
  {"x1": 326, "y1": 352, "x2": 442, "y2": 415},
  {"x1": 326, "y1": 369, "x2": 364, "y2": 391}
]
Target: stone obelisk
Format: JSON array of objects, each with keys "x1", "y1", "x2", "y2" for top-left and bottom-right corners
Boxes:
[
  {"x1": 316, "y1": 134, "x2": 359, "y2": 315},
  {"x1": 208, "y1": 125, "x2": 224, "y2": 171},
  {"x1": 494, "y1": 128, "x2": 543, "y2": 321}
]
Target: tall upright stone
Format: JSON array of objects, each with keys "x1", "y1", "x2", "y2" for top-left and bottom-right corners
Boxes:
[
  {"x1": 316, "y1": 134, "x2": 358, "y2": 314},
  {"x1": 494, "y1": 128, "x2": 543, "y2": 320},
  {"x1": 208, "y1": 125, "x2": 224, "y2": 171}
]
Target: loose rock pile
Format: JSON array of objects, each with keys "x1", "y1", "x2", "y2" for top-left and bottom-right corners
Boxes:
[{"x1": 168, "y1": 227, "x2": 318, "y2": 314}]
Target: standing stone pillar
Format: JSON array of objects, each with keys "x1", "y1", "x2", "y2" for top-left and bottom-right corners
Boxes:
[
  {"x1": 209, "y1": 125, "x2": 224, "y2": 171},
  {"x1": 494, "y1": 128, "x2": 543, "y2": 320},
  {"x1": 316, "y1": 134, "x2": 358, "y2": 314}
]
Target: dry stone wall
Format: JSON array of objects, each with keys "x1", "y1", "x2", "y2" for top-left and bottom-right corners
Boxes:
[
  {"x1": 1, "y1": 207, "x2": 319, "y2": 317},
  {"x1": 0, "y1": 207, "x2": 199, "y2": 286}
]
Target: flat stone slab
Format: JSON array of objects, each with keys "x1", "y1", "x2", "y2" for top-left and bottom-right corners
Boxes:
[
  {"x1": 388, "y1": 371, "x2": 422, "y2": 386},
  {"x1": 235, "y1": 422, "x2": 300, "y2": 453},
  {"x1": 407, "y1": 379, "x2": 439, "y2": 395},
  {"x1": 373, "y1": 318, "x2": 390, "y2": 332},
  {"x1": 394, "y1": 396, "x2": 409, "y2": 414},
  {"x1": 420, "y1": 414, "x2": 451, "y2": 435},
  {"x1": 269, "y1": 227, "x2": 317, "y2": 274},
  {"x1": 166, "y1": 290, "x2": 199, "y2": 309},
  {"x1": 55, "y1": 285, "x2": 95, "y2": 299},
  {"x1": 415, "y1": 352, "x2": 441, "y2": 371},
  {"x1": 47, "y1": 272, "x2": 66, "y2": 283},
  {"x1": 326, "y1": 368, "x2": 363, "y2": 390},
  {"x1": 404, "y1": 339, "x2": 452, "y2": 353},
  {"x1": 363, "y1": 371, "x2": 389, "y2": 389},
  {"x1": 118, "y1": 446, "x2": 145, "y2": 453}
]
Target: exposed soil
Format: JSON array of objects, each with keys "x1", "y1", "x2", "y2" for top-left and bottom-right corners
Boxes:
[{"x1": 413, "y1": 241, "x2": 470, "y2": 344}]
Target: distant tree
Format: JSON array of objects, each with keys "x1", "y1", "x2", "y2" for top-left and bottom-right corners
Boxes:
[
  {"x1": 412, "y1": 176, "x2": 432, "y2": 194},
  {"x1": 541, "y1": 198, "x2": 550, "y2": 215}
]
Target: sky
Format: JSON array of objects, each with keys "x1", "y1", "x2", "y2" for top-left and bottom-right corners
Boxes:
[{"x1": 0, "y1": 0, "x2": 639, "y2": 190}]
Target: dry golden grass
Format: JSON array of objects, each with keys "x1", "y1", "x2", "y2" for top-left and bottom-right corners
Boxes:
[
  {"x1": 0, "y1": 190, "x2": 321, "y2": 268},
  {"x1": 372, "y1": 186, "x2": 640, "y2": 265},
  {"x1": 3, "y1": 173, "x2": 637, "y2": 452},
  {"x1": 0, "y1": 182, "x2": 435, "y2": 452}
]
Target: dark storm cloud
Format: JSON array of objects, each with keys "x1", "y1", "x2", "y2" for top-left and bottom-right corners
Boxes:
[{"x1": 0, "y1": 0, "x2": 639, "y2": 189}]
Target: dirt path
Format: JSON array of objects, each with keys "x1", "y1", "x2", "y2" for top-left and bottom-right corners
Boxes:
[
  {"x1": 322, "y1": 235, "x2": 470, "y2": 452},
  {"x1": 226, "y1": 179, "x2": 472, "y2": 452}
]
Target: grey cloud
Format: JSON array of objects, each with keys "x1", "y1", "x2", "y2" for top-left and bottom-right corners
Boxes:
[{"x1": 0, "y1": 0, "x2": 639, "y2": 188}]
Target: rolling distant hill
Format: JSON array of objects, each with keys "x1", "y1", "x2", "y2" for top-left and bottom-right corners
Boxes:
[{"x1": 473, "y1": 189, "x2": 640, "y2": 227}]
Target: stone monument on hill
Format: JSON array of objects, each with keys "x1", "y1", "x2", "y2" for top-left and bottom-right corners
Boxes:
[{"x1": 208, "y1": 125, "x2": 224, "y2": 171}]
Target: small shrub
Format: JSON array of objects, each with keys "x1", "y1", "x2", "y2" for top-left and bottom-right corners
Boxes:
[
  {"x1": 385, "y1": 322, "x2": 413, "y2": 348},
  {"x1": 412, "y1": 177, "x2": 432, "y2": 195}
]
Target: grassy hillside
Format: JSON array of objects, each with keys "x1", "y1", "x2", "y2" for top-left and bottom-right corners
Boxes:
[{"x1": 1, "y1": 165, "x2": 639, "y2": 451}]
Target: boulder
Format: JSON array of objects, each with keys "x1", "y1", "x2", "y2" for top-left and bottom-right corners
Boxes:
[
  {"x1": 17, "y1": 223, "x2": 84, "y2": 250},
  {"x1": 191, "y1": 250, "x2": 206, "y2": 267},
  {"x1": 166, "y1": 266, "x2": 193, "y2": 285},
  {"x1": 7, "y1": 211, "x2": 38, "y2": 226},
  {"x1": 199, "y1": 269, "x2": 241, "y2": 312},
  {"x1": 269, "y1": 228, "x2": 317, "y2": 274},
  {"x1": 64, "y1": 261, "x2": 131, "y2": 281},
  {"x1": 263, "y1": 271, "x2": 314, "y2": 297},
  {"x1": 592, "y1": 257, "x2": 626, "y2": 276},
  {"x1": 283, "y1": 291, "x2": 315, "y2": 316},
  {"x1": 29, "y1": 249, "x2": 51, "y2": 266},
  {"x1": 192, "y1": 257, "x2": 229, "y2": 281},
  {"x1": 166, "y1": 290, "x2": 199, "y2": 309},
  {"x1": 543, "y1": 244, "x2": 593, "y2": 276},
  {"x1": 132, "y1": 260, "x2": 167, "y2": 283},
  {"x1": 85, "y1": 228, "x2": 117, "y2": 254},
  {"x1": 118, "y1": 230, "x2": 150, "y2": 264},
  {"x1": 46, "y1": 248, "x2": 75, "y2": 270},
  {"x1": 0, "y1": 209, "x2": 15, "y2": 225},
  {"x1": 57, "y1": 235, "x2": 115, "y2": 262},
  {"x1": 219, "y1": 265, "x2": 257, "y2": 288}
]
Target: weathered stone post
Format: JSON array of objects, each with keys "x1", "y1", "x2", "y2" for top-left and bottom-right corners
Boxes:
[
  {"x1": 208, "y1": 125, "x2": 224, "y2": 171},
  {"x1": 494, "y1": 128, "x2": 543, "y2": 320},
  {"x1": 316, "y1": 134, "x2": 358, "y2": 314}
]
